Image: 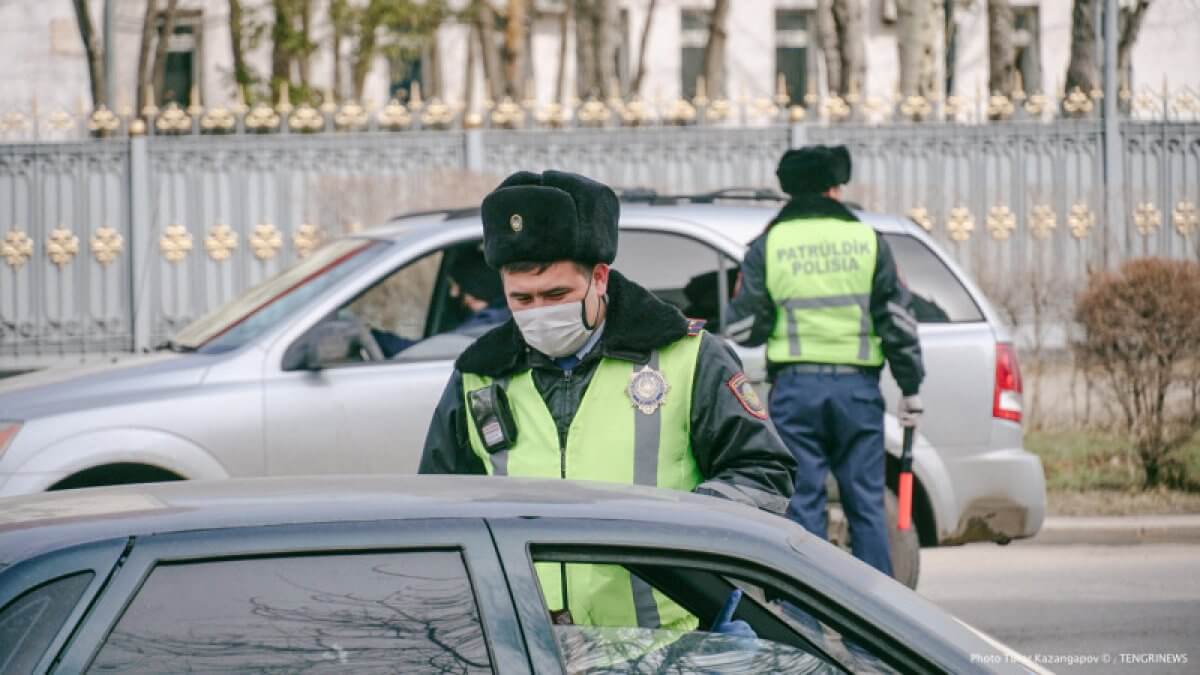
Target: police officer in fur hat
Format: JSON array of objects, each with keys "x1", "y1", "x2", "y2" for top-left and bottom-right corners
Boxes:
[
  {"x1": 420, "y1": 170, "x2": 796, "y2": 629},
  {"x1": 723, "y1": 145, "x2": 925, "y2": 577}
]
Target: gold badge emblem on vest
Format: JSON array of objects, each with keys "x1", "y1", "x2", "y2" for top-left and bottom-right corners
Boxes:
[{"x1": 627, "y1": 364, "x2": 669, "y2": 415}]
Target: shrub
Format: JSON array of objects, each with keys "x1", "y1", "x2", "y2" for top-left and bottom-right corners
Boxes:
[{"x1": 1073, "y1": 258, "x2": 1200, "y2": 488}]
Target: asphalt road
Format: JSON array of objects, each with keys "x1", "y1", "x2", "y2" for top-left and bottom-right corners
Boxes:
[{"x1": 919, "y1": 543, "x2": 1199, "y2": 674}]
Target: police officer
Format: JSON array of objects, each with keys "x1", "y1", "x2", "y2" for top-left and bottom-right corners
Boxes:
[
  {"x1": 723, "y1": 145, "x2": 925, "y2": 576},
  {"x1": 421, "y1": 169, "x2": 796, "y2": 628}
]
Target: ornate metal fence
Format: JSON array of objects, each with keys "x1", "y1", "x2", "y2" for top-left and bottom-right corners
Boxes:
[{"x1": 1, "y1": 105, "x2": 1198, "y2": 359}]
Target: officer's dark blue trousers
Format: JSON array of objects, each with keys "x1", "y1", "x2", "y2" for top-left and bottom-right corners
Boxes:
[{"x1": 769, "y1": 368, "x2": 893, "y2": 576}]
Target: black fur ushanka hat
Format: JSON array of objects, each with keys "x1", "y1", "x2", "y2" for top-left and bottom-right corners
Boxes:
[
  {"x1": 480, "y1": 170, "x2": 620, "y2": 269},
  {"x1": 776, "y1": 144, "x2": 852, "y2": 196}
]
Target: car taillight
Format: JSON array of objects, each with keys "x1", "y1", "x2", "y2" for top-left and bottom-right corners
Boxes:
[
  {"x1": 993, "y1": 343, "x2": 1023, "y2": 423},
  {"x1": 0, "y1": 421, "x2": 21, "y2": 456}
]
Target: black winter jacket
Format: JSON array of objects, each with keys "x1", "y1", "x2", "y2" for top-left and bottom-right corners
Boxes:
[
  {"x1": 419, "y1": 270, "x2": 797, "y2": 515},
  {"x1": 723, "y1": 194, "x2": 925, "y2": 395}
]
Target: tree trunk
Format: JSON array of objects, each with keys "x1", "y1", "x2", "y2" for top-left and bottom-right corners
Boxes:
[
  {"x1": 464, "y1": 23, "x2": 477, "y2": 110},
  {"x1": 944, "y1": 0, "x2": 956, "y2": 96},
  {"x1": 702, "y1": 0, "x2": 730, "y2": 99},
  {"x1": 555, "y1": 2, "x2": 570, "y2": 102},
  {"x1": 299, "y1": 0, "x2": 313, "y2": 90},
  {"x1": 427, "y1": 30, "x2": 443, "y2": 99},
  {"x1": 837, "y1": 0, "x2": 866, "y2": 98},
  {"x1": 271, "y1": 0, "x2": 292, "y2": 100},
  {"x1": 72, "y1": 0, "x2": 106, "y2": 109},
  {"x1": 816, "y1": 0, "x2": 842, "y2": 95},
  {"x1": 1117, "y1": 0, "x2": 1149, "y2": 108},
  {"x1": 474, "y1": 1, "x2": 503, "y2": 102},
  {"x1": 152, "y1": 0, "x2": 180, "y2": 104},
  {"x1": 137, "y1": 0, "x2": 158, "y2": 112},
  {"x1": 897, "y1": 0, "x2": 926, "y2": 96},
  {"x1": 502, "y1": 0, "x2": 527, "y2": 99},
  {"x1": 1065, "y1": 0, "x2": 1099, "y2": 101},
  {"x1": 630, "y1": 0, "x2": 657, "y2": 96},
  {"x1": 573, "y1": 0, "x2": 617, "y2": 100},
  {"x1": 987, "y1": 0, "x2": 1016, "y2": 96},
  {"x1": 228, "y1": 0, "x2": 252, "y2": 95},
  {"x1": 574, "y1": 0, "x2": 597, "y2": 98}
]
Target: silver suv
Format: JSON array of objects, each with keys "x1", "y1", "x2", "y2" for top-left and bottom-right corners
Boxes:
[{"x1": 0, "y1": 200, "x2": 1045, "y2": 585}]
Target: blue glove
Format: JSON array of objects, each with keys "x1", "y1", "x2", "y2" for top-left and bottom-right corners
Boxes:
[{"x1": 709, "y1": 589, "x2": 758, "y2": 639}]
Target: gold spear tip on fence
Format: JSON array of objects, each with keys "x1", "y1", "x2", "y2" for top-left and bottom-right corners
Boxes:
[{"x1": 410, "y1": 81, "x2": 424, "y2": 109}]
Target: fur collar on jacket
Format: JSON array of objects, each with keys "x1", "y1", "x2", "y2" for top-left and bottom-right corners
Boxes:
[
  {"x1": 455, "y1": 269, "x2": 689, "y2": 377},
  {"x1": 767, "y1": 193, "x2": 860, "y2": 231}
]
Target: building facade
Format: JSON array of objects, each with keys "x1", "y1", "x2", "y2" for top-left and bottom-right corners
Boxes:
[{"x1": 2, "y1": 0, "x2": 1197, "y2": 119}]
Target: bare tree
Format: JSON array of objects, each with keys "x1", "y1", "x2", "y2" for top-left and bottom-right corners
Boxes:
[
  {"x1": 1116, "y1": 0, "x2": 1150, "y2": 105},
  {"x1": 944, "y1": 0, "x2": 957, "y2": 95},
  {"x1": 555, "y1": 2, "x2": 570, "y2": 102},
  {"x1": 1065, "y1": 0, "x2": 1150, "y2": 114},
  {"x1": 987, "y1": 0, "x2": 1016, "y2": 97},
  {"x1": 473, "y1": 1, "x2": 504, "y2": 102},
  {"x1": 702, "y1": 0, "x2": 731, "y2": 98},
  {"x1": 502, "y1": 0, "x2": 528, "y2": 99},
  {"x1": 574, "y1": 0, "x2": 617, "y2": 99},
  {"x1": 137, "y1": 0, "x2": 158, "y2": 111},
  {"x1": 897, "y1": 0, "x2": 940, "y2": 103},
  {"x1": 71, "y1": 0, "x2": 106, "y2": 108},
  {"x1": 1065, "y1": 0, "x2": 1099, "y2": 101},
  {"x1": 152, "y1": 0, "x2": 181, "y2": 103},
  {"x1": 816, "y1": 0, "x2": 865, "y2": 97},
  {"x1": 630, "y1": 0, "x2": 657, "y2": 96}
]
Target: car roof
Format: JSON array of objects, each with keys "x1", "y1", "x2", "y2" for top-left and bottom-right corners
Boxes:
[
  {"x1": 364, "y1": 201, "x2": 916, "y2": 248},
  {"x1": 0, "y1": 476, "x2": 801, "y2": 566}
]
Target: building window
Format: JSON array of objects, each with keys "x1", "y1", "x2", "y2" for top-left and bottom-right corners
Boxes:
[
  {"x1": 159, "y1": 10, "x2": 202, "y2": 106},
  {"x1": 680, "y1": 9, "x2": 709, "y2": 100},
  {"x1": 775, "y1": 9, "x2": 814, "y2": 104},
  {"x1": 1013, "y1": 6, "x2": 1042, "y2": 94}
]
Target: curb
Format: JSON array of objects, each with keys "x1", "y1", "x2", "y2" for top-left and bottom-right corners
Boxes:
[{"x1": 1022, "y1": 514, "x2": 1200, "y2": 546}]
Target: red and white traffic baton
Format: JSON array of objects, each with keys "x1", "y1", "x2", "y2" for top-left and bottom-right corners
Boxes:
[{"x1": 897, "y1": 425, "x2": 915, "y2": 530}]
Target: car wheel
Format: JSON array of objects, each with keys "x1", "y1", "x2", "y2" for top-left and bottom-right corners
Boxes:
[{"x1": 827, "y1": 489, "x2": 920, "y2": 589}]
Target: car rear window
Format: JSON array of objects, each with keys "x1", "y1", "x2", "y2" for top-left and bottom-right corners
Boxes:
[
  {"x1": 89, "y1": 551, "x2": 490, "y2": 673},
  {"x1": 0, "y1": 572, "x2": 94, "y2": 673},
  {"x1": 882, "y1": 233, "x2": 984, "y2": 323}
]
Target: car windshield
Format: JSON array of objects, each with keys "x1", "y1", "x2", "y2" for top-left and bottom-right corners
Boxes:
[{"x1": 172, "y1": 239, "x2": 388, "y2": 354}]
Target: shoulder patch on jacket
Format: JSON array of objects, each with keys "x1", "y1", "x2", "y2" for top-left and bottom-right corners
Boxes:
[
  {"x1": 686, "y1": 318, "x2": 707, "y2": 336},
  {"x1": 726, "y1": 372, "x2": 768, "y2": 420}
]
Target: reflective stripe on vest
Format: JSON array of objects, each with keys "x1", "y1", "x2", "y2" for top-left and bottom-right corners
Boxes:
[
  {"x1": 765, "y1": 217, "x2": 885, "y2": 366},
  {"x1": 462, "y1": 334, "x2": 704, "y2": 629}
]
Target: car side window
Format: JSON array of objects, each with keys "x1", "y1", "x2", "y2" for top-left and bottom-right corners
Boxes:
[
  {"x1": 881, "y1": 233, "x2": 984, "y2": 323},
  {"x1": 614, "y1": 230, "x2": 738, "y2": 332},
  {"x1": 0, "y1": 572, "x2": 94, "y2": 674},
  {"x1": 88, "y1": 551, "x2": 491, "y2": 673},
  {"x1": 532, "y1": 556, "x2": 897, "y2": 674},
  {"x1": 341, "y1": 249, "x2": 445, "y2": 359}
]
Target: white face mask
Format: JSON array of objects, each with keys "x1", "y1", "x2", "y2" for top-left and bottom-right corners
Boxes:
[{"x1": 513, "y1": 278, "x2": 602, "y2": 358}]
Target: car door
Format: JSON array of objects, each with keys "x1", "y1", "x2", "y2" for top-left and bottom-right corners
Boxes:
[
  {"x1": 487, "y1": 517, "x2": 949, "y2": 675},
  {"x1": 54, "y1": 519, "x2": 528, "y2": 673},
  {"x1": 876, "y1": 231, "x2": 994, "y2": 454},
  {"x1": 261, "y1": 238, "x2": 481, "y2": 476},
  {"x1": 0, "y1": 539, "x2": 126, "y2": 674}
]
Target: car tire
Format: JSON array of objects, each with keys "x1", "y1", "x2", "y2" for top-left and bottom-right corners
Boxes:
[{"x1": 826, "y1": 489, "x2": 921, "y2": 589}]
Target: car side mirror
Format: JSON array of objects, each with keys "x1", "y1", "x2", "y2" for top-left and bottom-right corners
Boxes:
[{"x1": 282, "y1": 319, "x2": 363, "y2": 371}]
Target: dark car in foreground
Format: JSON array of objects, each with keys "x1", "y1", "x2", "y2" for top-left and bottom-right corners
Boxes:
[{"x1": 0, "y1": 476, "x2": 1045, "y2": 674}]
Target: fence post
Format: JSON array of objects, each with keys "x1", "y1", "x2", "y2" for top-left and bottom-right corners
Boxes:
[
  {"x1": 789, "y1": 122, "x2": 807, "y2": 149},
  {"x1": 1101, "y1": 0, "x2": 1124, "y2": 271},
  {"x1": 128, "y1": 137, "x2": 152, "y2": 353},
  {"x1": 464, "y1": 129, "x2": 484, "y2": 173}
]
